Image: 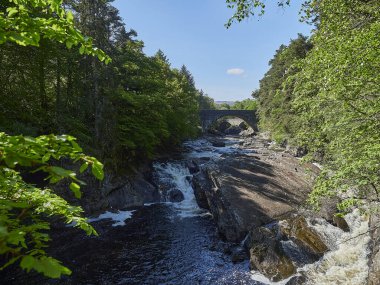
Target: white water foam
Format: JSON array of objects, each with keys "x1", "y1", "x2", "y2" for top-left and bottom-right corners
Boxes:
[
  {"x1": 153, "y1": 162, "x2": 204, "y2": 218},
  {"x1": 250, "y1": 272, "x2": 298, "y2": 285},
  {"x1": 301, "y1": 209, "x2": 370, "y2": 285},
  {"x1": 185, "y1": 137, "x2": 255, "y2": 160},
  {"x1": 88, "y1": 210, "x2": 135, "y2": 227},
  {"x1": 248, "y1": 210, "x2": 370, "y2": 285}
]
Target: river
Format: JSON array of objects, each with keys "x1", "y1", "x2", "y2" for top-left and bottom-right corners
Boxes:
[{"x1": 0, "y1": 136, "x2": 371, "y2": 285}]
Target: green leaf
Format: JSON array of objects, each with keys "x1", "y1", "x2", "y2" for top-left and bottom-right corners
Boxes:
[
  {"x1": 6, "y1": 7, "x2": 18, "y2": 17},
  {"x1": 49, "y1": 166, "x2": 74, "y2": 178},
  {"x1": 66, "y1": 11, "x2": 74, "y2": 23},
  {"x1": 20, "y1": 255, "x2": 36, "y2": 272},
  {"x1": 91, "y1": 161, "x2": 104, "y2": 180},
  {"x1": 65, "y1": 41, "x2": 74, "y2": 49},
  {"x1": 69, "y1": 182, "x2": 81, "y2": 199},
  {"x1": 79, "y1": 162, "x2": 89, "y2": 173},
  {"x1": 34, "y1": 257, "x2": 72, "y2": 278},
  {"x1": 79, "y1": 45, "x2": 85, "y2": 54}
]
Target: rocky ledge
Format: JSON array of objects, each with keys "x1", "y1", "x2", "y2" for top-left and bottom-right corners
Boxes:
[
  {"x1": 191, "y1": 135, "x2": 349, "y2": 282},
  {"x1": 192, "y1": 136, "x2": 320, "y2": 242}
]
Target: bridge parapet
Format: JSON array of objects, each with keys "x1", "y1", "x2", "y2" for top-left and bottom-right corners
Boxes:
[{"x1": 199, "y1": 109, "x2": 258, "y2": 132}]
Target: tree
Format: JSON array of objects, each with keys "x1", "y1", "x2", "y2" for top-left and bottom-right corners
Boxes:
[
  {"x1": 0, "y1": 0, "x2": 106, "y2": 278},
  {"x1": 231, "y1": 98, "x2": 257, "y2": 110},
  {"x1": 198, "y1": 90, "x2": 216, "y2": 110},
  {"x1": 254, "y1": 0, "x2": 380, "y2": 213},
  {"x1": 225, "y1": 0, "x2": 290, "y2": 27},
  {"x1": 290, "y1": 0, "x2": 380, "y2": 211},
  {"x1": 256, "y1": 34, "x2": 312, "y2": 143}
]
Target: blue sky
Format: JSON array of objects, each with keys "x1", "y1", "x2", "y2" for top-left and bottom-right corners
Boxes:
[{"x1": 113, "y1": 0, "x2": 312, "y2": 101}]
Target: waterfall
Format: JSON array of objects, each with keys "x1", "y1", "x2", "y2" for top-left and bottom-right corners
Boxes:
[{"x1": 153, "y1": 162, "x2": 205, "y2": 218}]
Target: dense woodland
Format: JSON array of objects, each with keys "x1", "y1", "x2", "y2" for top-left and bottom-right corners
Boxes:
[
  {"x1": 254, "y1": 0, "x2": 380, "y2": 211},
  {"x1": 0, "y1": 0, "x2": 218, "y2": 171},
  {"x1": 0, "y1": 0, "x2": 214, "y2": 277},
  {"x1": 0, "y1": 0, "x2": 379, "y2": 279}
]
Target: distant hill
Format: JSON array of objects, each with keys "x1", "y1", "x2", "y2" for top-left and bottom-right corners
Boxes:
[{"x1": 215, "y1": 101, "x2": 235, "y2": 106}]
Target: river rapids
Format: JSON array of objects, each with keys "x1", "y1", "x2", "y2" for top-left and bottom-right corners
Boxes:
[{"x1": 0, "y1": 137, "x2": 371, "y2": 285}]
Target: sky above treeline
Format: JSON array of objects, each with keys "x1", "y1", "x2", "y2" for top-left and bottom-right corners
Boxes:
[{"x1": 114, "y1": 0, "x2": 313, "y2": 101}]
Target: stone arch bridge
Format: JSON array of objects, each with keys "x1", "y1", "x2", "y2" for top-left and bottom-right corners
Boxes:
[{"x1": 200, "y1": 109, "x2": 258, "y2": 133}]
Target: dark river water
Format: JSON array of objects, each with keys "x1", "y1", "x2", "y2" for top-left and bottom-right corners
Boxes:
[{"x1": 1, "y1": 138, "x2": 267, "y2": 285}]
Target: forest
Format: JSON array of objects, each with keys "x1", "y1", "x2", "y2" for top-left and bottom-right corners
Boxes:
[
  {"x1": 0, "y1": 0, "x2": 379, "y2": 280},
  {"x1": 0, "y1": 0, "x2": 214, "y2": 277},
  {"x1": 253, "y1": 0, "x2": 380, "y2": 213}
]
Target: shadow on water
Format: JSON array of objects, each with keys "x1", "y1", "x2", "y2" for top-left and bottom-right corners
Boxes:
[{"x1": 0, "y1": 203, "x2": 265, "y2": 285}]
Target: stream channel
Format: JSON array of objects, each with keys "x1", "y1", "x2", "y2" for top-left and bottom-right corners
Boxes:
[{"x1": 0, "y1": 136, "x2": 371, "y2": 285}]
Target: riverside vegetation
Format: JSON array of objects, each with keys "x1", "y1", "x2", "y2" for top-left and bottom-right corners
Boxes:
[
  {"x1": 0, "y1": 0, "x2": 379, "y2": 281},
  {"x1": 0, "y1": 0, "x2": 211, "y2": 278}
]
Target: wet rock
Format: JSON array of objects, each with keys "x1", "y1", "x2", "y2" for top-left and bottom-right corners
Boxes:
[
  {"x1": 244, "y1": 219, "x2": 323, "y2": 282},
  {"x1": 230, "y1": 246, "x2": 248, "y2": 263},
  {"x1": 199, "y1": 157, "x2": 211, "y2": 162},
  {"x1": 368, "y1": 213, "x2": 380, "y2": 285},
  {"x1": 198, "y1": 167, "x2": 249, "y2": 242},
  {"x1": 280, "y1": 216, "x2": 328, "y2": 256},
  {"x1": 224, "y1": 125, "x2": 241, "y2": 135},
  {"x1": 332, "y1": 216, "x2": 350, "y2": 232},
  {"x1": 192, "y1": 171, "x2": 211, "y2": 210},
  {"x1": 216, "y1": 120, "x2": 231, "y2": 133},
  {"x1": 207, "y1": 128, "x2": 223, "y2": 136},
  {"x1": 186, "y1": 160, "x2": 199, "y2": 174},
  {"x1": 132, "y1": 176, "x2": 160, "y2": 204},
  {"x1": 105, "y1": 183, "x2": 142, "y2": 209},
  {"x1": 239, "y1": 121, "x2": 248, "y2": 130},
  {"x1": 210, "y1": 140, "x2": 226, "y2": 147},
  {"x1": 104, "y1": 176, "x2": 159, "y2": 210},
  {"x1": 167, "y1": 189, "x2": 184, "y2": 202},
  {"x1": 249, "y1": 227, "x2": 296, "y2": 282},
  {"x1": 317, "y1": 196, "x2": 340, "y2": 222},
  {"x1": 240, "y1": 128, "x2": 255, "y2": 137}
]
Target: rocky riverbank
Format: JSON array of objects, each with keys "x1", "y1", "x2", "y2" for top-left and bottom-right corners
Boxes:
[
  {"x1": 190, "y1": 133, "x2": 378, "y2": 284},
  {"x1": 2, "y1": 128, "x2": 378, "y2": 285}
]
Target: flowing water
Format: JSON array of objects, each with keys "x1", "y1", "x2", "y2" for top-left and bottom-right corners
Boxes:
[{"x1": 0, "y1": 137, "x2": 371, "y2": 285}]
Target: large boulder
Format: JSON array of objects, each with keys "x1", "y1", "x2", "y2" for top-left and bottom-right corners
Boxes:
[
  {"x1": 248, "y1": 227, "x2": 296, "y2": 282},
  {"x1": 167, "y1": 189, "x2": 184, "y2": 202},
  {"x1": 332, "y1": 216, "x2": 350, "y2": 232},
  {"x1": 210, "y1": 139, "x2": 226, "y2": 147},
  {"x1": 192, "y1": 165, "x2": 250, "y2": 241},
  {"x1": 280, "y1": 216, "x2": 328, "y2": 257},
  {"x1": 185, "y1": 160, "x2": 199, "y2": 174},
  {"x1": 239, "y1": 121, "x2": 249, "y2": 130},
  {"x1": 192, "y1": 151, "x2": 316, "y2": 242},
  {"x1": 215, "y1": 120, "x2": 231, "y2": 133},
  {"x1": 244, "y1": 216, "x2": 327, "y2": 282},
  {"x1": 224, "y1": 125, "x2": 241, "y2": 135},
  {"x1": 192, "y1": 170, "x2": 211, "y2": 210},
  {"x1": 240, "y1": 127, "x2": 255, "y2": 137},
  {"x1": 102, "y1": 173, "x2": 159, "y2": 210}
]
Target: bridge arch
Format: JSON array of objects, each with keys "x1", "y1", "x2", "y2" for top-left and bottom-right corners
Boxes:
[{"x1": 199, "y1": 110, "x2": 258, "y2": 133}]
